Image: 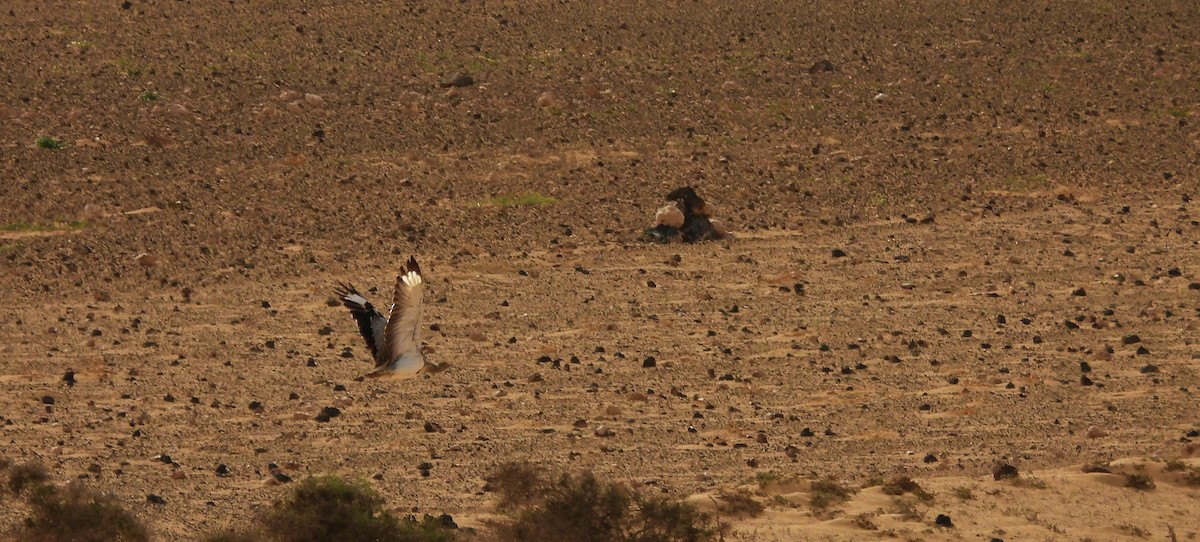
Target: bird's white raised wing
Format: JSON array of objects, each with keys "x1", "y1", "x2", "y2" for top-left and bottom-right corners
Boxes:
[{"x1": 379, "y1": 256, "x2": 424, "y2": 371}]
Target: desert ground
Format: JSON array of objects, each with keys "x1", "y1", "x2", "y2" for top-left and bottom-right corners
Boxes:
[{"x1": 1, "y1": 1, "x2": 1198, "y2": 540}]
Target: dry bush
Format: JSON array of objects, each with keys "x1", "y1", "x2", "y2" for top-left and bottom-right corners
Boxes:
[
  {"x1": 8, "y1": 461, "x2": 50, "y2": 494},
  {"x1": 484, "y1": 461, "x2": 547, "y2": 510},
  {"x1": 21, "y1": 480, "x2": 149, "y2": 542},
  {"x1": 1124, "y1": 473, "x2": 1155, "y2": 491},
  {"x1": 485, "y1": 463, "x2": 723, "y2": 542},
  {"x1": 714, "y1": 489, "x2": 764, "y2": 518},
  {"x1": 880, "y1": 476, "x2": 933, "y2": 502},
  {"x1": 809, "y1": 478, "x2": 856, "y2": 512},
  {"x1": 209, "y1": 475, "x2": 456, "y2": 542}
]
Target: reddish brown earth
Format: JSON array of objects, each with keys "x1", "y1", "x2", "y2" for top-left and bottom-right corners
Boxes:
[{"x1": 2, "y1": 1, "x2": 1198, "y2": 540}]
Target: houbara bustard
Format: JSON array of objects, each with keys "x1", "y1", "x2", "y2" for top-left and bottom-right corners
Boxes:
[{"x1": 334, "y1": 256, "x2": 440, "y2": 377}]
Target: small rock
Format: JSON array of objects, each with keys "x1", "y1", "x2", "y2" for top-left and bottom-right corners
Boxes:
[
  {"x1": 146, "y1": 494, "x2": 167, "y2": 505},
  {"x1": 594, "y1": 426, "x2": 616, "y2": 437},
  {"x1": 535, "y1": 91, "x2": 557, "y2": 108},
  {"x1": 62, "y1": 370, "x2": 76, "y2": 387},
  {"x1": 655, "y1": 204, "x2": 685, "y2": 228},
  {"x1": 135, "y1": 253, "x2": 157, "y2": 267},
  {"x1": 605, "y1": 405, "x2": 623, "y2": 416},
  {"x1": 993, "y1": 463, "x2": 1019, "y2": 480},
  {"x1": 808, "y1": 59, "x2": 835, "y2": 74},
  {"x1": 424, "y1": 421, "x2": 444, "y2": 433},
  {"x1": 1086, "y1": 426, "x2": 1108, "y2": 439},
  {"x1": 1121, "y1": 334, "x2": 1142, "y2": 345},
  {"x1": 41, "y1": 395, "x2": 55, "y2": 405},
  {"x1": 440, "y1": 73, "x2": 475, "y2": 88},
  {"x1": 215, "y1": 464, "x2": 230, "y2": 477},
  {"x1": 642, "y1": 356, "x2": 657, "y2": 368},
  {"x1": 1071, "y1": 288, "x2": 1087, "y2": 296},
  {"x1": 935, "y1": 514, "x2": 953, "y2": 527},
  {"x1": 831, "y1": 248, "x2": 847, "y2": 258}
]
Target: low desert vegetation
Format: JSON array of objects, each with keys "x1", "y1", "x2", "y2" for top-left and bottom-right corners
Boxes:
[
  {"x1": 713, "y1": 488, "x2": 764, "y2": 518},
  {"x1": 479, "y1": 192, "x2": 557, "y2": 207},
  {"x1": 1, "y1": 460, "x2": 150, "y2": 542},
  {"x1": 483, "y1": 461, "x2": 725, "y2": 542},
  {"x1": 808, "y1": 477, "x2": 856, "y2": 513},
  {"x1": 35, "y1": 136, "x2": 68, "y2": 149},
  {"x1": 2, "y1": 220, "x2": 88, "y2": 233},
  {"x1": 208, "y1": 475, "x2": 456, "y2": 542},
  {"x1": 2, "y1": 460, "x2": 724, "y2": 542},
  {"x1": 1123, "y1": 473, "x2": 1156, "y2": 491},
  {"x1": 879, "y1": 476, "x2": 934, "y2": 502}
]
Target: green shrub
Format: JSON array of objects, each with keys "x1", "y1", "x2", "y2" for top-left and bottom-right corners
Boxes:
[{"x1": 214, "y1": 475, "x2": 455, "y2": 542}]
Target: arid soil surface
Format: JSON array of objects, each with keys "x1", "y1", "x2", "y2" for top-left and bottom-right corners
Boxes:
[{"x1": 2, "y1": 1, "x2": 1199, "y2": 540}]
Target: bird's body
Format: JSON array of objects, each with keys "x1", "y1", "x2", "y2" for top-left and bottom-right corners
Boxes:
[{"x1": 335, "y1": 256, "x2": 432, "y2": 377}]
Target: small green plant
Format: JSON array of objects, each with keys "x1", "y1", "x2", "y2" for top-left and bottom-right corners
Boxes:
[
  {"x1": 2, "y1": 220, "x2": 88, "y2": 233},
  {"x1": 36, "y1": 136, "x2": 68, "y2": 149},
  {"x1": 480, "y1": 193, "x2": 557, "y2": 207},
  {"x1": 754, "y1": 470, "x2": 781, "y2": 487},
  {"x1": 1124, "y1": 473, "x2": 1155, "y2": 491},
  {"x1": 138, "y1": 90, "x2": 162, "y2": 101},
  {"x1": 69, "y1": 40, "x2": 91, "y2": 51},
  {"x1": 809, "y1": 478, "x2": 855, "y2": 512}
]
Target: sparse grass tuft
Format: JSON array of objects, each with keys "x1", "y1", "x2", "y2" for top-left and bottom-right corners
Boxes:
[
  {"x1": 849, "y1": 512, "x2": 878, "y2": 530},
  {"x1": 880, "y1": 476, "x2": 933, "y2": 502},
  {"x1": 809, "y1": 478, "x2": 855, "y2": 513},
  {"x1": 22, "y1": 480, "x2": 150, "y2": 542},
  {"x1": 890, "y1": 497, "x2": 922, "y2": 521},
  {"x1": 480, "y1": 193, "x2": 557, "y2": 207},
  {"x1": 486, "y1": 462, "x2": 723, "y2": 542},
  {"x1": 1124, "y1": 473, "x2": 1155, "y2": 491},
  {"x1": 1, "y1": 221, "x2": 88, "y2": 233},
  {"x1": 36, "y1": 136, "x2": 69, "y2": 150},
  {"x1": 8, "y1": 461, "x2": 51, "y2": 493},
  {"x1": 753, "y1": 470, "x2": 781, "y2": 487},
  {"x1": 951, "y1": 486, "x2": 974, "y2": 500},
  {"x1": 138, "y1": 90, "x2": 162, "y2": 101},
  {"x1": 1011, "y1": 476, "x2": 1048, "y2": 489},
  {"x1": 714, "y1": 489, "x2": 764, "y2": 518}
]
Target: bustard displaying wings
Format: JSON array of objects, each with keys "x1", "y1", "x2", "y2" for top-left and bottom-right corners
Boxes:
[{"x1": 335, "y1": 256, "x2": 429, "y2": 376}]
